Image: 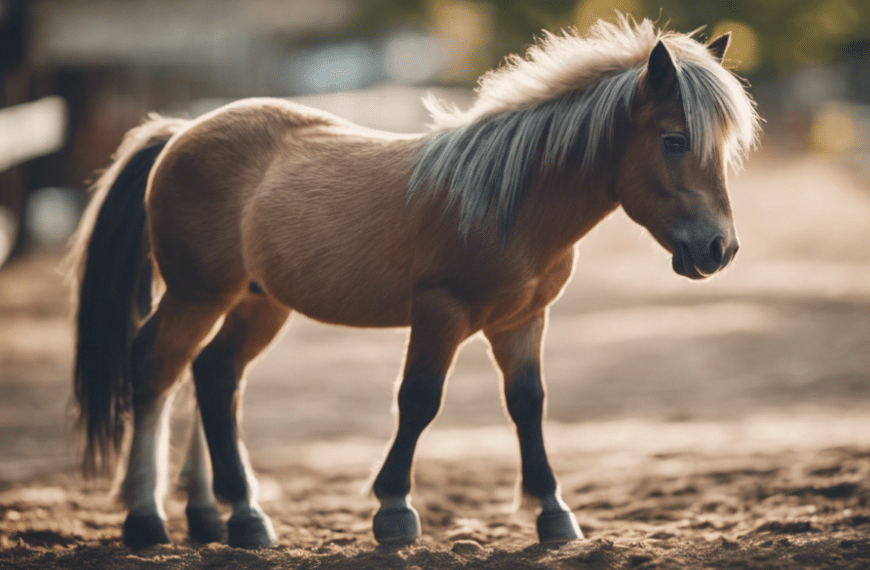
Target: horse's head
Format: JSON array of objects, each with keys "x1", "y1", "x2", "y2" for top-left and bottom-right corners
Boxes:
[{"x1": 615, "y1": 34, "x2": 746, "y2": 280}]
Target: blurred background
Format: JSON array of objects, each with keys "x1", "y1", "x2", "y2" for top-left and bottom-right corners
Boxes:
[
  {"x1": 0, "y1": 0, "x2": 869, "y2": 482},
  {"x1": 1, "y1": 0, "x2": 869, "y2": 258}
]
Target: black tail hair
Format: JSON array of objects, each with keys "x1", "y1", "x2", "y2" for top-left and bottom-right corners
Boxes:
[
  {"x1": 68, "y1": 114, "x2": 188, "y2": 476},
  {"x1": 74, "y1": 141, "x2": 166, "y2": 476},
  {"x1": 68, "y1": 124, "x2": 182, "y2": 476}
]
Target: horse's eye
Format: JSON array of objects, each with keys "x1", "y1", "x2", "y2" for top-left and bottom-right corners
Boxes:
[{"x1": 662, "y1": 133, "x2": 689, "y2": 156}]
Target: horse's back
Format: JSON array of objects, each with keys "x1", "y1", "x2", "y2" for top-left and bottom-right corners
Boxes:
[{"x1": 146, "y1": 98, "x2": 423, "y2": 325}]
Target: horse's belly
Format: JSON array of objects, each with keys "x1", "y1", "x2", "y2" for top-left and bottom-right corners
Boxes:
[
  {"x1": 244, "y1": 216, "x2": 414, "y2": 327},
  {"x1": 261, "y1": 262, "x2": 412, "y2": 328},
  {"x1": 241, "y1": 143, "x2": 418, "y2": 327}
]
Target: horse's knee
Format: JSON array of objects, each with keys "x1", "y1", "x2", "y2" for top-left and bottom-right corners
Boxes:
[
  {"x1": 397, "y1": 370, "x2": 445, "y2": 429},
  {"x1": 504, "y1": 365, "x2": 545, "y2": 425}
]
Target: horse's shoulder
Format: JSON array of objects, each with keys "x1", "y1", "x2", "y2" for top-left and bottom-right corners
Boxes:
[{"x1": 531, "y1": 248, "x2": 576, "y2": 305}]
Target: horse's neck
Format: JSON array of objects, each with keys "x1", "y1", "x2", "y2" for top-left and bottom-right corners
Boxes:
[{"x1": 515, "y1": 165, "x2": 619, "y2": 265}]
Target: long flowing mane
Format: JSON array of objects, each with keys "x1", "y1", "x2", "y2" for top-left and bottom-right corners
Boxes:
[{"x1": 409, "y1": 15, "x2": 760, "y2": 235}]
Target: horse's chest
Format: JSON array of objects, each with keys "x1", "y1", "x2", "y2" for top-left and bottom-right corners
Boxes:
[
  {"x1": 480, "y1": 280, "x2": 547, "y2": 331},
  {"x1": 477, "y1": 256, "x2": 574, "y2": 333}
]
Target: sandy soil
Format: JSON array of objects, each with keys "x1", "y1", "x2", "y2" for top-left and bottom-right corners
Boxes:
[{"x1": 1, "y1": 151, "x2": 870, "y2": 569}]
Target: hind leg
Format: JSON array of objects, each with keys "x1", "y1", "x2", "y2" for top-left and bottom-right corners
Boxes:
[
  {"x1": 180, "y1": 408, "x2": 225, "y2": 543},
  {"x1": 122, "y1": 292, "x2": 232, "y2": 548},
  {"x1": 191, "y1": 294, "x2": 290, "y2": 548},
  {"x1": 485, "y1": 311, "x2": 582, "y2": 544}
]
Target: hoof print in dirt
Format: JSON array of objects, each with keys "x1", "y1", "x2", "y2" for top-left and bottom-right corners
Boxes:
[
  {"x1": 373, "y1": 505, "x2": 421, "y2": 545},
  {"x1": 227, "y1": 509, "x2": 277, "y2": 549},
  {"x1": 452, "y1": 539, "x2": 487, "y2": 557},
  {"x1": 186, "y1": 505, "x2": 226, "y2": 544},
  {"x1": 123, "y1": 513, "x2": 170, "y2": 548}
]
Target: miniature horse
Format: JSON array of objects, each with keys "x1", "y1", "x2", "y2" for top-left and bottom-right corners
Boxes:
[{"x1": 68, "y1": 17, "x2": 759, "y2": 548}]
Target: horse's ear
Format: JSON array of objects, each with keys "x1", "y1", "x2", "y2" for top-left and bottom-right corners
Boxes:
[
  {"x1": 647, "y1": 40, "x2": 677, "y2": 99},
  {"x1": 707, "y1": 32, "x2": 731, "y2": 63}
]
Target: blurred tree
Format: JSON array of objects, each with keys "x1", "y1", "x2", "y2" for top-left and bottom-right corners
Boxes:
[
  {"x1": 483, "y1": 0, "x2": 579, "y2": 68},
  {"x1": 329, "y1": 0, "x2": 431, "y2": 38},
  {"x1": 654, "y1": 0, "x2": 870, "y2": 74},
  {"x1": 333, "y1": 0, "x2": 869, "y2": 80}
]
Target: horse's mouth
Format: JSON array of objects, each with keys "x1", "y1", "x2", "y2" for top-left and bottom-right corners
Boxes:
[{"x1": 672, "y1": 243, "x2": 711, "y2": 280}]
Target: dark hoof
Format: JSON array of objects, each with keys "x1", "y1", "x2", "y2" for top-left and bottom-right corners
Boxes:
[
  {"x1": 536, "y1": 509, "x2": 583, "y2": 544},
  {"x1": 373, "y1": 505, "x2": 421, "y2": 545},
  {"x1": 227, "y1": 508, "x2": 277, "y2": 549},
  {"x1": 124, "y1": 512, "x2": 170, "y2": 548},
  {"x1": 186, "y1": 505, "x2": 225, "y2": 544}
]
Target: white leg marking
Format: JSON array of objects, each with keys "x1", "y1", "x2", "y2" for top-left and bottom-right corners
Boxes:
[
  {"x1": 181, "y1": 408, "x2": 218, "y2": 510},
  {"x1": 122, "y1": 391, "x2": 174, "y2": 517}
]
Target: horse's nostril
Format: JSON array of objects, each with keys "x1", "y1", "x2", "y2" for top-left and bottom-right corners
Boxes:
[
  {"x1": 708, "y1": 235, "x2": 724, "y2": 266},
  {"x1": 722, "y1": 238, "x2": 739, "y2": 267}
]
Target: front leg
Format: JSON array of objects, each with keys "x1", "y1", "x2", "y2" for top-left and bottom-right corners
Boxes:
[
  {"x1": 372, "y1": 287, "x2": 471, "y2": 544},
  {"x1": 485, "y1": 312, "x2": 582, "y2": 543}
]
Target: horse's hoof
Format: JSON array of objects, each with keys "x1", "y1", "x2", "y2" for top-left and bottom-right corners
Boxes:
[
  {"x1": 373, "y1": 504, "x2": 421, "y2": 545},
  {"x1": 123, "y1": 512, "x2": 170, "y2": 548},
  {"x1": 227, "y1": 507, "x2": 277, "y2": 549},
  {"x1": 536, "y1": 509, "x2": 583, "y2": 544},
  {"x1": 186, "y1": 505, "x2": 225, "y2": 544}
]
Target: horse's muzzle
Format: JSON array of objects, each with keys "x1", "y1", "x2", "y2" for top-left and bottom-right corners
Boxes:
[{"x1": 671, "y1": 233, "x2": 739, "y2": 280}]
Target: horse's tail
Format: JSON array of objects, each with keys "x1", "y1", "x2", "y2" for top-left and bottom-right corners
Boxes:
[{"x1": 65, "y1": 113, "x2": 188, "y2": 477}]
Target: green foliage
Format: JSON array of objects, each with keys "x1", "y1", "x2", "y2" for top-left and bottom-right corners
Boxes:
[
  {"x1": 484, "y1": 1, "x2": 580, "y2": 67},
  {"x1": 653, "y1": 0, "x2": 870, "y2": 72},
  {"x1": 334, "y1": 0, "x2": 869, "y2": 78}
]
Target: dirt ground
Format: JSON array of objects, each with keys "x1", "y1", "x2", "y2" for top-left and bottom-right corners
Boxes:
[{"x1": 2, "y1": 151, "x2": 870, "y2": 569}]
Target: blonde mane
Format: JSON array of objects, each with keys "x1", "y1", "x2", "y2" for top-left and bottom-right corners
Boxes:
[{"x1": 409, "y1": 15, "x2": 760, "y2": 235}]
